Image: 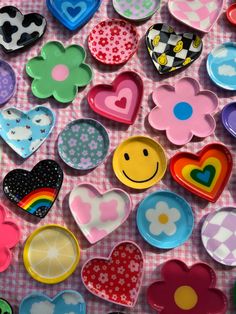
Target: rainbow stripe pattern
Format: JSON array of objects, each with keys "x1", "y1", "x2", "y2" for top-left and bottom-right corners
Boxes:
[
  {"x1": 17, "y1": 187, "x2": 57, "y2": 214},
  {"x1": 170, "y1": 143, "x2": 232, "y2": 202}
]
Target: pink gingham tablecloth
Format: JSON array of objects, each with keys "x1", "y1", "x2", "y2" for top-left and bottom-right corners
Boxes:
[{"x1": 0, "y1": 0, "x2": 236, "y2": 313}]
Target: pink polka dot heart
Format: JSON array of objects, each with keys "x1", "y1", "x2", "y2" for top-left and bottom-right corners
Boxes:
[{"x1": 88, "y1": 19, "x2": 139, "y2": 65}]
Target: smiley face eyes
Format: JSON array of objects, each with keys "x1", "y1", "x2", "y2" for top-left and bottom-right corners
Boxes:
[
  {"x1": 143, "y1": 149, "x2": 148, "y2": 156},
  {"x1": 124, "y1": 153, "x2": 130, "y2": 160},
  {"x1": 124, "y1": 149, "x2": 149, "y2": 160}
]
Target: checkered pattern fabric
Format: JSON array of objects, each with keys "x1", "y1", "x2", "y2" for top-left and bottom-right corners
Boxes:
[
  {"x1": 202, "y1": 210, "x2": 236, "y2": 266},
  {"x1": 169, "y1": 0, "x2": 222, "y2": 32},
  {"x1": 146, "y1": 23, "x2": 202, "y2": 73},
  {"x1": 0, "y1": 0, "x2": 235, "y2": 313}
]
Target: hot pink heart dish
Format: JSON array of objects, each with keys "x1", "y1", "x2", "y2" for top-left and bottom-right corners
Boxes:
[
  {"x1": 87, "y1": 71, "x2": 143, "y2": 125},
  {"x1": 81, "y1": 241, "x2": 144, "y2": 307},
  {"x1": 168, "y1": 0, "x2": 224, "y2": 33},
  {"x1": 69, "y1": 183, "x2": 132, "y2": 244}
]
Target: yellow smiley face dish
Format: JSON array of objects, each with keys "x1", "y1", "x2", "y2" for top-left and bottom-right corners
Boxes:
[{"x1": 112, "y1": 136, "x2": 167, "y2": 189}]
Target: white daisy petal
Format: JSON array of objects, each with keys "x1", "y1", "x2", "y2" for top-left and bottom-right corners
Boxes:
[
  {"x1": 145, "y1": 208, "x2": 156, "y2": 222},
  {"x1": 163, "y1": 222, "x2": 177, "y2": 236},
  {"x1": 169, "y1": 207, "x2": 181, "y2": 222},
  {"x1": 149, "y1": 221, "x2": 164, "y2": 236}
]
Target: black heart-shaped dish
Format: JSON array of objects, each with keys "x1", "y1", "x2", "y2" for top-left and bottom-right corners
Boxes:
[
  {"x1": 0, "y1": 6, "x2": 47, "y2": 53},
  {"x1": 146, "y1": 23, "x2": 203, "y2": 74},
  {"x1": 3, "y1": 160, "x2": 63, "y2": 218}
]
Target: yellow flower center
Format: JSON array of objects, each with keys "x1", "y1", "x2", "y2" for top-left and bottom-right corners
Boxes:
[
  {"x1": 174, "y1": 285, "x2": 198, "y2": 310},
  {"x1": 158, "y1": 214, "x2": 169, "y2": 224}
]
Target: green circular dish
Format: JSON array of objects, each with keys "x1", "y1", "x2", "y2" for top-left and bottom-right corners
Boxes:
[
  {"x1": 26, "y1": 41, "x2": 93, "y2": 103},
  {"x1": 58, "y1": 118, "x2": 110, "y2": 170},
  {"x1": 0, "y1": 298, "x2": 13, "y2": 314}
]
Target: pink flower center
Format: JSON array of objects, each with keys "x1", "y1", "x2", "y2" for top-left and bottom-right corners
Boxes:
[{"x1": 51, "y1": 64, "x2": 69, "y2": 81}]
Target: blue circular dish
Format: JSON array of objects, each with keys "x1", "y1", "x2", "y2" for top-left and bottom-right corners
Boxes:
[
  {"x1": 207, "y1": 42, "x2": 236, "y2": 91},
  {"x1": 136, "y1": 190, "x2": 194, "y2": 249}
]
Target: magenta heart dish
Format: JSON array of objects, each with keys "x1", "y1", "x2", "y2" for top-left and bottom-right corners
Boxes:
[
  {"x1": 69, "y1": 183, "x2": 132, "y2": 244},
  {"x1": 87, "y1": 71, "x2": 143, "y2": 125}
]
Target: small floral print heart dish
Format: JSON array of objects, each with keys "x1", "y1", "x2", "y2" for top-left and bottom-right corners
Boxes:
[{"x1": 82, "y1": 241, "x2": 144, "y2": 307}]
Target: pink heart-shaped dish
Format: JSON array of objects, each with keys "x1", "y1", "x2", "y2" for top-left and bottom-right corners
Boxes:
[
  {"x1": 69, "y1": 183, "x2": 132, "y2": 243},
  {"x1": 168, "y1": 0, "x2": 224, "y2": 33},
  {"x1": 87, "y1": 71, "x2": 143, "y2": 125}
]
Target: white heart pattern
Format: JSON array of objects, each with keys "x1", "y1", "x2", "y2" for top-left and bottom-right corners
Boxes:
[{"x1": 69, "y1": 184, "x2": 132, "y2": 243}]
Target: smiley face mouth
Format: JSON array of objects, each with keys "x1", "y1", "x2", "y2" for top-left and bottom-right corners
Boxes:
[{"x1": 122, "y1": 162, "x2": 159, "y2": 183}]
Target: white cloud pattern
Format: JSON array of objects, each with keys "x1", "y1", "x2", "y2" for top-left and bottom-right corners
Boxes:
[
  {"x1": 32, "y1": 114, "x2": 52, "y2": 126},
  {"x1": 30, "y1": 301, "x2": 55, "y2": 314},
  {"x1": 212, "y1": 47, "x2": 228, "y2": 58},
  {"x1": 218, "y1": 64, "x2": 236, "y2": 77},
  {"x1": 7, "y1": 126, "x2": 32, "y2": 140},
  {"x1": 62, "y1": 293, "x2": 83, "y2": 305}
]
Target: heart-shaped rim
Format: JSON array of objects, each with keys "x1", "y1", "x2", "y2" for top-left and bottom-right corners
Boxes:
[
  {"x1": 170, "y1": 143, "x2": 233, "y2": 202},
  {"x1": 168, "y1": 0, "x2": 224, "y2": 33},
  {"x1": 0, "y1": 6, "x2": 47, "y2": 53},
  {"x1": 0, "y1": 106, "x2": 56, "y2": 158},
  {"x1": 3, "y1": 159, "x2": 63, "y2": 218},
  {"x1": 81, "y1": 241, "x2": 144, "y2": 307},
  {"x1": 46, "y1": 0, "x2": 102, "y2": 30},
  {"x1": 19, "y1": 290, "x2": 86, "y2": 313},
  {"x1": 69, "y1": 183, "x2": 132, "y2": 244},
  {"x1": 145, "y1": 23, "x2": 203, "y2": 74},
  {"x1": 87, "y1": 71, "x2": 143, "y2": 124}
]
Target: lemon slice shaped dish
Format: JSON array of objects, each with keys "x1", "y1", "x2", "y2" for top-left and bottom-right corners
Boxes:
[{"x1": 23, "y1": 224, "x2": 80, "y2": 284}]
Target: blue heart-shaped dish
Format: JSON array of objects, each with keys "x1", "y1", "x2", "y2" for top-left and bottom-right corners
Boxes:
[
  {"x1": 0, "y1": 106, "x2": 55, "y2": 158},
  {"x1": 46, "y1": 0, "x2": 101, "y2": 30},
  {"x1": 20, "y1": 290, "x2": 86, "y2": 314}
]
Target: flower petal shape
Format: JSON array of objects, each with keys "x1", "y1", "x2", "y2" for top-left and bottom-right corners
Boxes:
[
  {"x1": 148, "y1": 77, "x2": 218, "y2": 145},
  {"x1": 0, "y1": 204, "x2": 20, "y2": 272},
  {"x1": 26, "y1": 41, "x2": 93, "y2": 103},
  {"x1": 147, "y1": 259, "x2": 228, "y2": 314}
]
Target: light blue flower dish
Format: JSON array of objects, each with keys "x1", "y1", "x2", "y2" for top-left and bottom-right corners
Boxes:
[
  {"x1": 46, "y1": 0, "x2": 102, "y2": 30},
  {"x1": 0, "y1": 106, "x2": 55, "y2": 158},
  {"x1": 19, "y1": 290, "x2": 86, "y2": 314},
  {"x1": 136, "y1": 190, "x2": 194, "y2": 249},
  {"x1": 207, "y1": 42, "x2": 236, "y2": 91}
]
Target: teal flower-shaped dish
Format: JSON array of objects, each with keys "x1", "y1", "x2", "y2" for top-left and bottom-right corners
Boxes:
[{"x1": 26, "y1": 41, "x2": 93, "y2": 103}]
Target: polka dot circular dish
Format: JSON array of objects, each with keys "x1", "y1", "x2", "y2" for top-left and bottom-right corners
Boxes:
[{"x1": 88, "y1": 19, "x2": 139, "y2": 65}]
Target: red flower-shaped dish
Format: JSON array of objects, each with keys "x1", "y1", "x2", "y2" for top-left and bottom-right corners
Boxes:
[
  {"x1": 0, "y1": 204, "x2": 21, "y2": 272},
  {"x1": 147, "y1": 259, "x2": 227, "y2": 314}
]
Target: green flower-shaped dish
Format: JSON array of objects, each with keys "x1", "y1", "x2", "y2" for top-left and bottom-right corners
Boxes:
[{"x1": 26, "y1": 41, "x2": 93, "y2": 103}]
